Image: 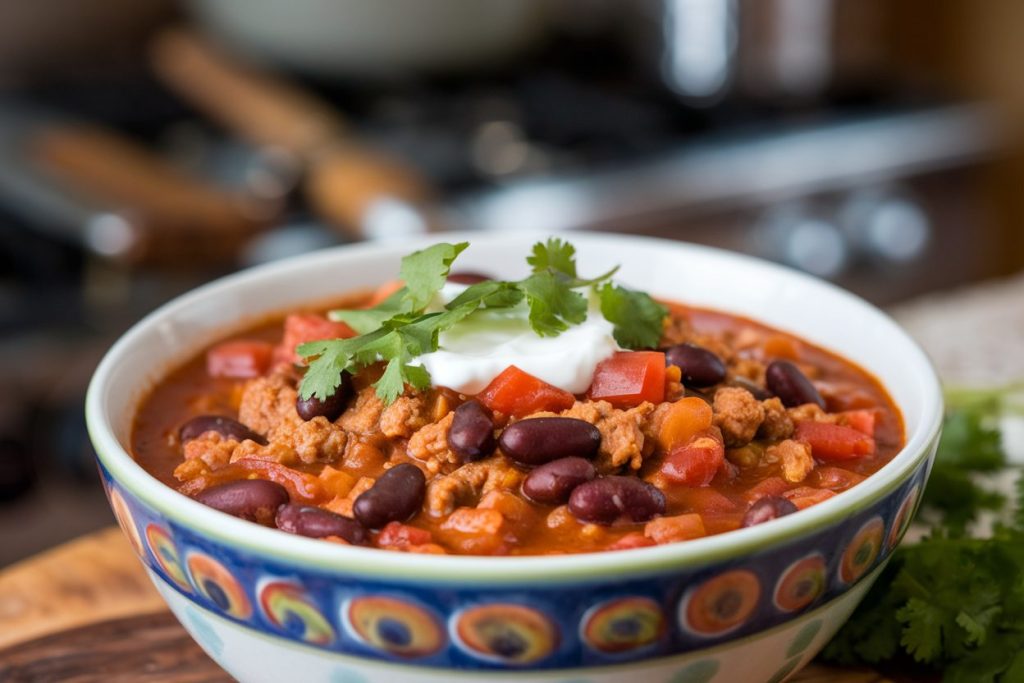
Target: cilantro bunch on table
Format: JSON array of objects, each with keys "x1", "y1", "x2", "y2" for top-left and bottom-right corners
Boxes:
[
  {"x1": 823, "y1": 387, "x2": 1024, "y2": 682},
  {"x1": 297, "y1": 239, "x2": 668, "y2": 404}
]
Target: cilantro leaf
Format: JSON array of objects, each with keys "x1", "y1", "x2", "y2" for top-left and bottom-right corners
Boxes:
[
  {"x1": 329, "y1": 287, "x2": 409, "y2": 334},
  {"x1": 400, "y1": 242, "x2": 468, "y2": 310},
  {"x1": 298, "y1": 238, "x2": 666, "y2": 405},
  {"x1": 598, "y1": 282, "x2": 668, "y2": 350},
  {"x1": 520, "y1": 271, "x2": 588, "y2": 337},
  {"x1": 527, "y1": 237, "x2": 577, "y2": 277}
]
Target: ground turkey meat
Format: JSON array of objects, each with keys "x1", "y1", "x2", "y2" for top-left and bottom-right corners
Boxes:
[
  {"x1": 238, "y1": 371, "x2": 302, "y2": 437},
  {"x1": 768, "y1": 439, "x2": 814, "y2": 483},
  {"x1": 379, "y1": 395, "x2": 429, "y2": 439},
  {"x1": 561, "y1": 400, "x2": 655, "y2": 473},
  {"x1": 787, "y1": 403, "x2": 838, "y2": 424},
  {"x1": 407, "y1": 412, "x2": 458, "y2": 474},
  {"x1": 713, "y1": 387, "x2": 765, "y2": 447},
  {"x1": 758, "y1": 397, "x2": 794, "y2": 441},
  {"x1": 337, "y1": 386, "x2": 385, "y2": 435},
  {"x1": 425, "y1": 457, "x2": 522, "y2": 517}
]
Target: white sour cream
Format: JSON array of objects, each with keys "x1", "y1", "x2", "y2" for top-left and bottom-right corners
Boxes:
[{"x1": 415, "y1": 283, "x2": 620, "y2": 394}]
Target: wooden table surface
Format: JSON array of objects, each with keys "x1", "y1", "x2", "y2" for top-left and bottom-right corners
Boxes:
[{"x1": 0, "y1": 526, "x2": 891, "y2": 682}]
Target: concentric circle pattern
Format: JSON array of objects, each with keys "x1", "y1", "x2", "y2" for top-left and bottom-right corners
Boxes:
[
  {"x1": 260, "y1": 580, "x2": 335, "y2": 645},
  {"x1": 347, "y1": 596, "x2": 445, "y2": 658}
]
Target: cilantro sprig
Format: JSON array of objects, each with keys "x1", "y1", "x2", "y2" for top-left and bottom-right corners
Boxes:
[
  {"x1": 297, "y1": 238, "x2": 668, "y2": 404},
  {"x1": 823, "y1": 386, "x2": 1024, "y2": 682}
]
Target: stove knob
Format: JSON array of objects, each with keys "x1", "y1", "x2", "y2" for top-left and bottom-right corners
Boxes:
[
  {"x1": 840, "y1": 189, "x2": 931, "y2": 264},
  {"x1": 754, "y1": 204, "x2": 849, "y2": 279}
]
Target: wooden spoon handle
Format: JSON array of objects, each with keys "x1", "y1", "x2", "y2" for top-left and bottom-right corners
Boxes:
[{"x1": 150, "y1": 27, "x2": 345, "y2": 158}]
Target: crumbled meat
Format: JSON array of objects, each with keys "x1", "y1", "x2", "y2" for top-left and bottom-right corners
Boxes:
[
  {"x1": 181, "y1": 432, "x2": 238, "y2": 470},
  {"x1": 238, "y1": 371, "x2": 301, "y2": 437},
  {"x1": 713, "y1": 387, "x2": 765, "y2": 447},
  {"x1": 407, "y1": 412, "x2": 457, "y2": 474},
  {"x1": 787, "y1": 403, "x2": 838, "y2": 424},
  {"x1": 379, "y1": 394, "x2": 429, "y2": 439},
  {"x1": 641, "y1": 401, "x2": 675, "y2": 445},
  {"x1": 729, "y1": 357, "x2": 766, "y2": 384},
  {"x1": 660, "y1": 314, "x2": 691, "y2": 347},
  {"x1": 337, "y1": 386, "x2": 385, "y2": 435},
  {"x1": 758, "y1": 397, "x2": 794, "y2": 441},
  {"x1": 425, "y1": 457, "x2": 521, "y2": 517},
  {"x1": 280, "y1": 417, "x2": 348, "y2": 464},
  {"x1": 769, "y1": 439, "x2": 814, "y2": 483},
  {"x1": 560, "y1": 400, "x2": 655, "y2": 472}
]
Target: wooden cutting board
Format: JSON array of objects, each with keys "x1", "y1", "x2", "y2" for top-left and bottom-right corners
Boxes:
[{"x1": 0, "y1": 527, "x2": 891, "y2": 682}]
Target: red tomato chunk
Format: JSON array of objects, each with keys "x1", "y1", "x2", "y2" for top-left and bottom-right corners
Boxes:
[
  {"x1": 477, "y1": 366, "x2": 575, "y2": 417},
  {"x1": 207, "y1": 340, "x2": 274, "y2": 379},
  {"x1": 275, "y1": 314, "x2": 356, "y2": 364},
  {"x1": 588, "y1": 351, "x2": 666, "y2": 408},
  {"x1": 795, "y1": 421, "x2": 876, "y2": 461},
  {"x1": 659, "y1": 432, "x2": 725, "y2": 487}
]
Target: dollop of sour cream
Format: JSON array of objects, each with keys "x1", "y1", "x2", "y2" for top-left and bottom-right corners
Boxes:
[{"x1": 414, "y1": 282, "x2": 620, "y2": 395}]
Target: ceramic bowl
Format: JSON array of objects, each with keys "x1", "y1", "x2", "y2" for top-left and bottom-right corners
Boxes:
[{"x1": 86, "y1": 233, "x2": 942, "y2": 683}]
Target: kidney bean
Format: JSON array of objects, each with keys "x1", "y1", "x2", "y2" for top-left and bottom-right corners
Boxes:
[
  {"x1": 522, "y1": 457, "x2": 596, "y2": 505},
  {"x1": 765, "y1": 360, "x2": 825, "y2": 408},
  {"x1": 568, "y1": 476, "x2": 666, "y2": 525},
  {"x1": 275, "y1": 504, "x2": 366, "y2": 544},
  {"x1": 447, "y1": 400, "x2": 496, "y2": 462},
  {"x1": 447, "y1": 271, "x2": 494, "y2": 285},
  {"x1": 194, "y1": 479, "x2": 289, "y2": 525},
  {"x1": 353, "y1": 463, "x2": 426, "y2": 530},
  {"x1": 296, "y1": 373, "x2": 351, "y2": 421},
  {"x1": 179, "y1": 415, "x2": 266, "y2": 445},
  {"x1": 665, "y1": 343, "x2": 727, "y2": 388},
  {"x1": 741, "y1": 496, "x2": 798, "y2": 527},
  {"x1": 498, "y1": 418, "x2": 601, "y2": 466}
]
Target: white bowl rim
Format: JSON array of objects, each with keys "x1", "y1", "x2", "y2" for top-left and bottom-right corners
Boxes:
[{"x1": 86, "y1": 232, "x2": 943, "y2": 584}]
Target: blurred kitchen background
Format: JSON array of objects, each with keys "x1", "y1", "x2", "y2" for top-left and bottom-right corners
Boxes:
[{"x1": 2, "y1": 0, "x2": 1023, "y2": 566}]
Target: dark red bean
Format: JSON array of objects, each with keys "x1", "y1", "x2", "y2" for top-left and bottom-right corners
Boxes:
[
  {"x1": 353, "y1": 463, "x2": 426, "y2": 530},
  {"x1": 296, "y1": 373, "x2": 351, "y2": 421},
  {"x1": 741, "y1": 496, "x2": 798, "y2": 527},
  {"x1": 194, "y1": 479, "x2": 289, "y2": 525},
  {"x1": 275, "y1": 504, "x2": 366, "y2": 544},
  {"x1": 665, "y1": 343, "x2": 727, "y2": 388},
  {"x1": 522, "y1": 457, "x2": 596, "y2": 505},
  {"x1": 765, "y1": 360, "x2": 825, "y2": 408},
  {"x1": 447, "y1": 271, "x2": 494, "y2": 285},
  {"x1": 569, "y1": 476, "x2": 666, "y2": 525},
  {"x1": 179, "y1": 415, "x2": 266, "y2": 445},
  {"x1": 498, "y1": 417, "x2": 601, "y2": 467},
  {"x1": 447, "y1": 400, "x2": 496, "y2": 462}
]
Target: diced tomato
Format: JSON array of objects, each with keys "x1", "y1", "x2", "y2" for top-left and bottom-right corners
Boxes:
[
  {"x1": 659, "y1": 432, "x2": 725, "y2": 487},
  {"x1": 476, "y1": 366, "x2": 575, "y2": 417},
  {"x1": 783, "y1": 486, "x2": 836, "y2": 510},
  {"x1": 607, "y1": 532, "x2": 657, "y2": 551},
  {"x1": 206, "y1": 340, "x2": 274, "y2": 379},
  {"x1": 656, "y1": 397, "x2": 714, "y2": 451},
  {"x1": 675, "y1": 486, "x2": 738, "y2": 514},
  {"x1": 231, "y1": 459, "x2": 325, "y2": 503},
  {"x1": 795, "y1": 420, "x2": 876, "y2": 461},
  {"x1": 838, "y1": 410, "x2": 877, "y2": 436},
  {"x1": 588, "y1": 351, "x2": 666, "y2": 408},
  {"x1": 812, "y1": 466, "x2": 866, "y2": 492},
  {"x1": 743, "y1": 477, "x2": 790, "y2": 503},
  {"x1": 275, "y1": 313, "x2": 357, "y2": 365},
  {"x1": 644, "y1": 513, "x2": 706, "y2": 544},
  {"x1": 377, "y1": 521, "x2": 432, "y2": 548}
]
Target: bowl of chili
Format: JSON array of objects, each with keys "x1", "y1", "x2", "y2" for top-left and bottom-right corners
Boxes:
[{"x1": 86, "y1": 233, "x2": 942, "y2": 682}]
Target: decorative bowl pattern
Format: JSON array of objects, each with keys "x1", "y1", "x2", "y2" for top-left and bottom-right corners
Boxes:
[{"x1": 87, "y1": 234, "x2": 943, "y2": 682}]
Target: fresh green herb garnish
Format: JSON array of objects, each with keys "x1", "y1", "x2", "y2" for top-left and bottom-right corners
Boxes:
[
  {"x1": 297, "y1": 238, "x2": 667, "y2": 404},
  {"x1": 823, "y1": 387, "x2": 1024, "y2": 682}
]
